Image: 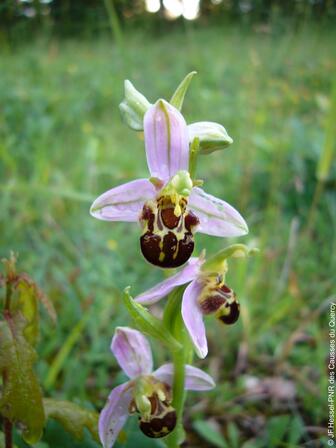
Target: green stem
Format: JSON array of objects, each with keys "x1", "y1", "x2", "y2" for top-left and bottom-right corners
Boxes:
[
  {"x1": 189, "y1": 137, "x2": 200, "y2": 180},
  {"x1": 172, "y1": 349, "x2": 186, "y2": 436},
  {"x1": 165, "y1": 349, "x2": 186, "y2": 448},
  {"x1": 163, "y1": 288, "x2": 189, "y2": 448}
]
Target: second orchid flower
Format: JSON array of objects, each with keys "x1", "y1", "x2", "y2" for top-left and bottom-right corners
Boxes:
[{"x1": 135, "y1": 245, "x2": 255, "y2": 359}]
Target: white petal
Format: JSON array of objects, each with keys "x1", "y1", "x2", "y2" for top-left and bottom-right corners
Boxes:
[
  {"x1": 153, "y1": 363, "x2": 215, "y2": 391},
  {"x1": 189, "y1": 187, "x2": 248, "y2": 237},
  {"x1": 111, "y1": 327, "x2": 153, "y2": 378},
  {"x1": 90, "y1": 178, "x2": 156, "y2": 222},
  {"x1": 134, "y1": 257, "x2": 203, "y2": 306},
  {"x1": 99, "y1": 382, "x2": 133, "y2": 448},
  {"x1": 181, "y1": 280, "x2": 208, "y2": 359},
  {"x1": 144, "y1": 100, "x2": 189, "y2": 181}
]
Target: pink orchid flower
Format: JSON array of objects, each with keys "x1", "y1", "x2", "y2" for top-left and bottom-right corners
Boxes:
[
  {"x1": 99, "y1": 326, "x2": 215, "y2": 447},
  {"x1": 90, "y1": 99, "x2": 248, "y2": 268},
  {"x1": 134, "y1": 256, "x2": 240, "y2": 359}
]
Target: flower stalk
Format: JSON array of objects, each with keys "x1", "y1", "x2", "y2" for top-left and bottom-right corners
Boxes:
[
  {"x1": 166, "y1": 349, "x2": 186, "y2": 448},
  {"x1": 163, "y1": 288, "x2": 191, "y2": 447}
]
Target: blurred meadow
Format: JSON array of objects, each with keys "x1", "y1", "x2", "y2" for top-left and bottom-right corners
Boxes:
[{"x1": 1, "y1": 1, "x2": 336, "y2": 447}]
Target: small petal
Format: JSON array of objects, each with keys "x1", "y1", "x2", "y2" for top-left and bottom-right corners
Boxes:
[
  {"x1": 90, "y1": 179, "x2": 156, "y2": 222},
  {"x1": 119, "y1": 80, "x2": 151, "y2": 131},
  {"x1": 188, "y1": 121, "x2": 233, "y2": 155},
  {"x1": 144, "y1": 99, "x2": 189, "y2": 181},
  {"x1": 134, "y1": 257, "x2": 203, "y2": 306},
  {"x1": 153, "y1": 363, "x2": 215, "y2": 391},
  {"x1": 111, "y1": 327, "x2": 153, "y2": 378},
  {"x1": 99, "y1": 382, "x2": 133, "y2": 448},
  {"x1": 189, "y1": 187, "x2": 248, "y2": 237},
  {"x1": 181, "y1": 279, "x2": 208, "y2": 359}
]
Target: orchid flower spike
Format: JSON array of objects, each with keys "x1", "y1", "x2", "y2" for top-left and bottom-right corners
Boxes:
[
  {"x1": 99, "y1": 326, "x2": 215, "y2": 447},
  {"x1": 134, "y1": 245, "x2": 256, "y2": 359},
  {"x1": 90, "y1": 99, "x2": 248, "y2": 268}
]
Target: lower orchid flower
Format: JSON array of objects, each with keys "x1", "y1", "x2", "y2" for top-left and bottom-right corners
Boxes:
[
  {"x1": 90, "y1": 99, "x2": 248, "y2": 269},
  {"x1": 99, "y1": 326, "x2": 215, "y2": 447},
  {"x1": 134, "y1": 245, "x2": 254, "y2": 359}
]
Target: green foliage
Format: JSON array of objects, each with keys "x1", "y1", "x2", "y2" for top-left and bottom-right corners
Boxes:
[
  {"x1": 192, "y1": 420, "x2": 228, "y2": 448},
  {"x1": 264, "y1": 415, "x2": 306, "y2": 447},
  {"x1": 0, "y1": 316, "x2": 45, "y2": 444},
  {"x1": 0, "y1": 258, "x2": 100, "y2": 447},
  {"x1": 43, "y1": 399, "x2": 99, "y2": 442},
  {"x1": 44, "y1": 312, "x2": 90, "y2": 390},
  {"x1": 10, "y1": 276, "x2": 40, "y2": 346}
]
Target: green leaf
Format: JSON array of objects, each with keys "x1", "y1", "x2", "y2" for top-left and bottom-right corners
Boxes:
[
  {"x1": 192, "y1": 420, "x2": 228, "y2": 448},
  {"x1": 44, "y1": 312, "x2": 90, "y2": 390},
  {"x1": 265, "y1": 415, "x2": 291, "y2": 446},
  {"x1": 43, "y1": 398, "x2": 99, "y2": 443},
  {"x1": 170, "y1": 71, "x2": 197, "y2": 111},
  {"x1": 162, "y1": 287, "x2": 192, "y2": 356},
  {"x1": 123, "y1": 287, "x2": 182, "y2": 351},
  {"x1": 241, "y1": 439, "x2": 264, "y2": 448},
  {"x1": 11, "y1": 276, "x2": 39, "y2": 346},
  {"x1": 227, "y1": 422, "x2": 240, "y2": 448},
  {"x1": 287, "y1": 415, "x2": 305, "y2": 445},
  {"x1": 0, "y1": 315, "x2": 45, "y2": 444},
  {"x1": 162, "y1": 287, "x2": 184, "y2": 336}
]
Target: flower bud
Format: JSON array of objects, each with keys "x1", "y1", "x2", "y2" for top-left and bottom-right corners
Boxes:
[
  {"x1": 188, "y1": 121, "x2": 233, "y2": 155},
  {"x1": 119, "y1": 80, "x2": 151, "y2": 131}
]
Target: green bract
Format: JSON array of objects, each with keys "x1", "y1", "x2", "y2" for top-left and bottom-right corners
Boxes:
[
  {"x1": 170, "y1": 71, "x2": 197, "y2": 111},
  {"x1": 202, "y1": 244, "x2": 259, "y2": 274},
  {"x1": 123, "y1": 287, "x2": 182, "y2": 351}
]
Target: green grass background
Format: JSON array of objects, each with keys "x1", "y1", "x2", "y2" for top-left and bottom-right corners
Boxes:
[{"x1": 1, "y1": 23, "x2": 335, "y2": 447}]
